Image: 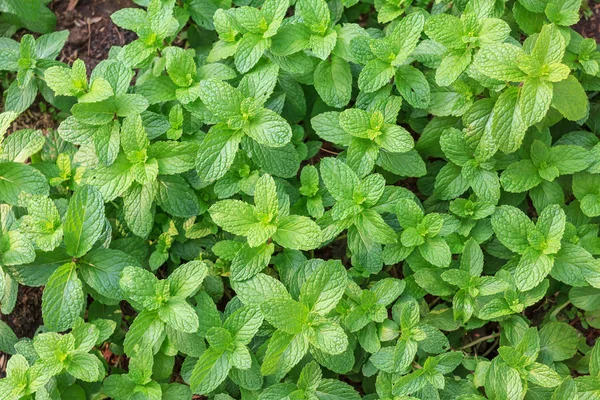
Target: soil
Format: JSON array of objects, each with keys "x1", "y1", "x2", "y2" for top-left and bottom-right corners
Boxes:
[
  {"x1": 6, "y1": 102, "x2": 58, "y2": 134},
  {"x1": 575, "y1": 1, "x2": 600, "y2": 42},
  {"x1": 50, "y1": 0, "x2": 138, "y2": 70},
  {"x1": 3, "y1": 0, "x2": 137, "y2": 337},
  {"x1": 0, "y1": 0, "x2": 138, "y2": 377},
  {"x1": 0, "y1": 286, "x2": 44, "y2": 339},
  {"x1": 1, "y1": 0, "x2": 600, "y2": 386},
  {"x1": 0, "y1": 286, "x2": 44, "y2": 377}
]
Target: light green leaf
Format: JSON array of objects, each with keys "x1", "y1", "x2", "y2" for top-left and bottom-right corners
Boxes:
[
  {"x1": 63, "y1": 185, "x2": 105, "y2": 258},
  {"x1": 42, "y1": 263, "x2": 84, "y2": 332}
]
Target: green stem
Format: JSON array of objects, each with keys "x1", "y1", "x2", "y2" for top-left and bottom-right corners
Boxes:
[
  {"x1": 458, "y1": 332, "x2": 501, "y2": 350},
  {"x1": 549, "y1": 300, "x2": 571, "y2": 320}
]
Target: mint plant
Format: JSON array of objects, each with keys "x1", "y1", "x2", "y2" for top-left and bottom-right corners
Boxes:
[
  {"x1": 441, "y1": 238, "x2": 509, "y2": 323},
  {"x1": 210, "y1": 174, "x2": 322, "y2": 280},
  {"x1": 110, "y1": 0, "x2": 180, "y2": 68},
  {"x1": 2, "y1": 0, "x2": 600, "y2": 398},
  {"x1": 425, "y1": 1, "x2": 510, "y2": 87},
  {"x1": 0, "y1": 31, "x2": 68, "y2": 113},
  {"x1": 189, "y1": 304, "x2": 263, "y2": 393},
  {"x1": 312, "y1": 101, "x2": 415, "y2": 177},
  {"x1": 119, "y1": 261, "x2": 207, "y2": 355},
  {"x1": 195, "y1": 65, "x2": 293, "y2": 183},
  {"x1": 383, "y1": 198, "x2": 453, "y2": 268},
  {"x1": 318, "y1": 157, "x2": 405, "y2": 274},
  {"x1": 0, "y1": 1, "x2": 56, "y2": 35},
  {"x1": 492, "y1": 204, "x2": 566, "y2": 291}
]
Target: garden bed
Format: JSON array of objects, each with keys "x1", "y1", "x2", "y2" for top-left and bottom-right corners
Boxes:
[{"x1": 2, "y1": 0, "x2": 600, "y2": 398}]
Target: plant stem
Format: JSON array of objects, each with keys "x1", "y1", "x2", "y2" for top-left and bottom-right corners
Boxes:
[
  {"x1": 481, "y1": 338, "x2": 499, "y2": 358},
  {"x1": 549, "y1": 300, "x2": 571, "y2": 320},
  {"x1": 458, "y1": 332, "x2": 501, "y2": 350}
]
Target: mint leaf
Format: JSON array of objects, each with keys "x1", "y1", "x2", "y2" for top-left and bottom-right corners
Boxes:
[
  {"x1": 63, "y1": 185, "x2": 105, "y2": 258},
  {"x1": 42, "y1": 263, "x2": 84, "y2": 332}
]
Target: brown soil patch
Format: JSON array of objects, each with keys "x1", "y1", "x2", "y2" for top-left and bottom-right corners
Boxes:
[
  {"x1": 7, "y1": 103, "x2": 58, "y2": 134},
  {"x1": 0, "y1": 286, "x2": 44, "y2": 339},
  {"x1": 575, "y1": 1, "x2": 600, "y2": 43},
  {"x1": 0, "y1": 286, "x2": 44, "y2": 376},
  {"x1": 50, "y1": 0, "x2": 137, "y2": 70}
]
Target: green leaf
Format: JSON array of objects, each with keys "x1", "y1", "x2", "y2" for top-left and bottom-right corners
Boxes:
[
  {"x1": 491, "y1": 87, "x2": 527, "y2": 154},
  {"x1": 5, "y1": 79, "x2": 37, "y2": 114},
  {"x1": 297, "y1": 0, "x2": 330, "y2": 34},
  {"x1": 190, "y1": 347, "x2": 231, "y2": 395},
  {"x1": 83, "y1": 153, "x2": 134, "y2": 201},
  {"x1": 64, "y1": 185, "x2": 105, "y2": 258},
  {"x1": 531, "y1": 23, "x2": 566, "y2": 65},
  {"x1": 0, "y1": 162, "x2": 49, "y2": 205},
  {"x1": 80, "y1": 248, "x2": 141, "y2": 303},
  {"x1": 261, "y1": 330, "x2": 308, "y2": 377},
  {"x1": 261, "y1": 298, "x2": 309, "y2": 334},
  {"x1": 419, "y1": 236, "x2": 451, "y2": 268},
  {"x1": 123, "y1": 182, "x2": 156, "y2": 238},
  {"x1": 235, "y1": 34, "x2": 269, "y2": 74},
  {"x1": 358, "y1": 59, "x2": 395, "y2": 93},
  {"x1": 299, "y1": 260, "x2": 347, "y2": 314},
  {"x1": 424, "y1": 14, "x2": 463, "y2": 49},
  {"x1": 42, "y1": 263, "x2": 84, "y2": 332},
  {"x1": 379, "y1": 150, "x2": 427, "y2": 177},
  {"x1": 320, "y1": 158, "x2": 359, "y2": 202},
  {"x1": 314, "y1": 56, "x2": 352, "y2": 108},
  {"x1": 491, "y1": 205, "x2": 534, "y2": 254},
  {"x1": 414, "y1": 268, "x2": 455, "y2": 296},
  {"x1": 209, "y1": 199, "x2": 257, "y2": 236},
  {"x1": 273, "y1": 215, "x2": 322, "y2": 251},
  {"x1": 119, "y1": 266, "x2": 158, "y2": 309},
  {"x1": 159, "y1": 297, "x2": 199, "y2": 333},
  {"x1": 551, "y1": 377, "x2": 578, "y2": 400},
  {"x1": 311, "y1": 112, "x2": 352, "y2": 146},
  {"x1": 570, "y1": 286, "x2": 600, "y2": 311},
  {"x1": 245, "y1": 108, "x2": 292, "y2": 148},
  {"x1": 485, "y1": 358, "x2": 524, "y2": 400},
  {"x1": 0, "y1": 230, "x2": 35, "y2": 266},
  {"x1": 535, "y1": 204, "x2": 565, "y2": 254},
  {"x1": 196, "y1": 126, "x2": 243, "y2": 184},
  {"x1": 0, "y1": 129, "x2": 44, "y2": 163},
  {"x1": 539, "y1": 321, "x2": 579, "y2": 362},
  {"x1": 436, "y1": 49, "x2": 472, "y2": 87},
  {"x1": 346, "y1": 138, "x2": 379, "y2": 177},
  {"x1": 308, "y1": 318, "x2": 348, "y2": 354},
  {"x1": 231, "y1": 273, "x2": 291, "y2": 306},
  {"x1": 395, "y1": 65, "x2": 430, "y2": 109},
  {"x1": 354, "y1": 209, "x2": 397, "y2": 245},
  {"x1": 514, "y1": 248, "x2": 554, "y2": 291},
  {"x1": 545, "y1": 0, "x2": 581, "y2": 26},
  {"x1": 501, "y1": 160, "x2": 541, "y2": 192},
  {"x1": 66, "y1": 352, "x2": 104, "y2": 382},
  {"x1": 551, "y1": 75, "x2": 589, "y2": 121},
  {"x1": 122, "y1": 310, "x2": 164, "y2": 356},
  {"x1": 199, "y1": 79, "x2": 244, "y2": 119},
  {"x1": 156, "y1": 175, "x2": 199, "y2": 218},
  {"x1": 167, "y1": 260, "x2": 208, "y2": 299},
  {"x1": 434, "y1": 163, "x2": 470, "y2": 200},
  {"x1": 0, "y1": 320, "x2": 17, "y2": 354},
  {"x1": 71, "y1": 101, "x2": 116, "y2": 125},
  {"x1": 254, "y1": 174, "x2": 278, "y2": 216},
  {"x1": 526, "y1": 362, "x2": 561, "y2": 387},
  {"x1": 245, "y1": 141, "x2": 301, "y2": 178},
  {"x1": 472, "y1": 43, "x2": 527, "y2": 82},
  {"x1": 230, "y1": 243, "x2": 274, "y2": 281},
  {"x1": 223, "y1": 305, "x2": 264, "y2": 344},
  {"x1": 519, "y1": 78, "x2": 553, "y2": 127}
]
